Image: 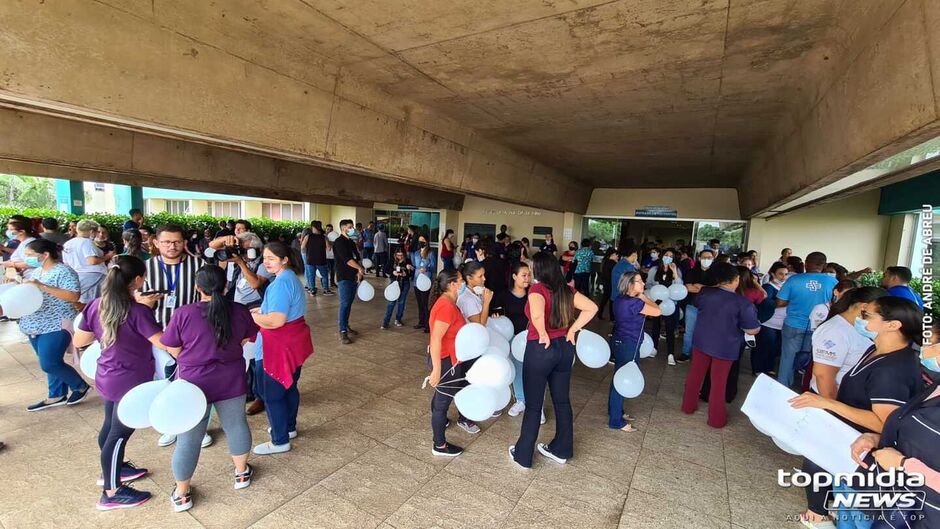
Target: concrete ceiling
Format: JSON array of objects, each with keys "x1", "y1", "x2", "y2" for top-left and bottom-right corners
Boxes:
[{"x1": 95, "y1": 0, "x2": 900, "y2": 189}]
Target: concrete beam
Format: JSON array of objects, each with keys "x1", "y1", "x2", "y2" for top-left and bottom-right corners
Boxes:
[
  {"x1": 0, "y1": 109, "x2": 465, "y2": 210},
  {"x1": 737, "y1": 0, "x2": 940, "y2": 218},
  {"x1": 0, "y1": 0, "x2": 589, "y2": 213}
]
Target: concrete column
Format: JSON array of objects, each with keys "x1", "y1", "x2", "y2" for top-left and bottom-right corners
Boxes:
[
  {"x1": 563, "y1": 212, "x2": 583, "y2": 246},
  {"x1": 54, "y1": 179, "x2": 85, "y2": 214},
  {"x1": 883, "y1": 213, "x2": 917, "y2": 268}
]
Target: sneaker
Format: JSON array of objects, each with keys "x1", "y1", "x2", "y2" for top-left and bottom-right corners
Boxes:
[
  {"x1": 413, "y1": 324, "x2": 423, "y2": 330},
  {"x1": 541, "y1": 409, "x2": 546, "y2": 425},
  {"x1": 26, "y1": 396, "x2": 67, "y2": 412},
  {"x1": 347, "y1": 327, "x2": 359, "y2": 336},
  {"x1": 340, "y1": 332, "x2": 351, "y2": 344},
  {"x1": 157, "y1": 433, "x2": 177, "y2": 447},
  {"x1": 323, "y1": 290, "x2": 335, "y2": 296},
  {"x1": 380, "y1": 324, "x2": 389, "y2": 330},
  {"x1": 491, "y1": 408, "x2": 503, "y2": 418},
  {"x1": 508, "y1": 401, "x2": 526, "y2": 417},
  {"x1": 431, "y1": 442, "x2": 463, "y2": 457},
  {"x1": 394, "y1": 320, "x2": 403, "y2": 327},
  {"x1": 234, "y1": 464, "x2": 253, "y2": 490},
  {"x1": 201, "y1": 433, "x2": 213, "y2": 448},
  {"x1": 170, "y1": 487, "x2": 192, "y2": 513},
  {"x1": 309, "y1": 290, "x2": 317, "y2": 297},
  {"x1": 96, "y1": 485, "x2": 152, "y2": 511},
  {"x1": 667, "y1": 354, "x2": 676, "y2": 366},
  {"x1": 676, "y1": 355, "x2": 690, "y2": 364},
  {"x1": 457, "y1": 419, "x2": 480, "y2": 434},
  {"x1": 267, "y1": 427, "x2": 298, "y2": 440},
  {"x1": 253, "y1": 441, "x2": 291, "y2": 455},
  {"x1": 508, "y1": 445, "x2": 528, "y2": 469},
  {"x1": 537, "y1": 443, "x2": 567, "y2": 464},
  {"x1": 66, "y1": 385, "x2": 91, "y2": 405},
  {"x1": 96, "y1": 462, "x2": 148, "y2": 487}
]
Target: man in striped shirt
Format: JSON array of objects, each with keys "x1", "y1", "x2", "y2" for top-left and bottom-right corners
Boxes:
[{"x1": 143, "y1": 224, "x2": 203, "y2": 326}]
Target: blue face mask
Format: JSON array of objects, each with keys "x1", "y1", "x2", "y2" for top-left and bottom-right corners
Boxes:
[
  {"x1": 5, "y1": 230, "x2": 16, "y2": 239},
  {"x1": 921, "y1": 352, "x2": 940, "y2": 373},
  {"x1": 458, "y1": 283, "x2": 468, "y2": 296},
  {"x1": 24, "y1": 256, "x2": 42, "y2": 269},
  {"x1": 346, "y1": 229, "x2": 358, "y2": 239},
  {"x1": 854, "y1": 316, "x2": 877, "y2": 340},
  {"x1": 661, "y1": 256, "x2": 673, "y2": 266}
]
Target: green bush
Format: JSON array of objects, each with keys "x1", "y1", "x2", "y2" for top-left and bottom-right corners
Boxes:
[
  {"x1": 858, "y1": 270, "x2": 937, "y2": 318},
  {"x1": 0, "y1": 207, "x2": 309, "y2": 246}
]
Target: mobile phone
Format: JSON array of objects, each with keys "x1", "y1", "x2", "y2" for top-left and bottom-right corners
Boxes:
[{"x1": 140, "y1": 289, "x2": 170, "y2": 296}]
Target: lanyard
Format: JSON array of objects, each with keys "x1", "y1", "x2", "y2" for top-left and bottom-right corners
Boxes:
[{"x1": 159, "y1": 258, "x2": 181, "y2": 292}]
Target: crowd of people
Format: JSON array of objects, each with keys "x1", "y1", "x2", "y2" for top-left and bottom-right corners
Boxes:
[{"x1": 1, "y1": 210, "x2": 936, "y2": 527}]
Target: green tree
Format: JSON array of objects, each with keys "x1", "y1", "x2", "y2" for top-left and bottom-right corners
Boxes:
[{"x1": 0, "y1": 174, "x2": 55, "y2": 209}]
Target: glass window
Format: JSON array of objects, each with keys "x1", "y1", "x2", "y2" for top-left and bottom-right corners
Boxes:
[
  {"x1": 208, "y1": 201, "x2": 241, "y2": 218},
  {"x1": 262, "y1": 202, "x2": 305, "y2": 221},
  {"x1": 692, "y1": 221, "x2": 745, "y2": 255},
  {"x1": 166, "y1": 200, "x2": 190, "y2": 215},
  {"x1": 375, "y1": 209, "x2": 440, "y2": 246}
]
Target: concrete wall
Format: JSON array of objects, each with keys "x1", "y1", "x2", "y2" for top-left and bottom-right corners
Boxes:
[
  {"x1": 457, "y1": 195, "x2": 566, "y2": 246},
  {"x1": 745, "y1": 190, "x2": 890, "y2": 272},
  {"x1": 585, "y1": 188, "x2": 741, "y2": 220}
]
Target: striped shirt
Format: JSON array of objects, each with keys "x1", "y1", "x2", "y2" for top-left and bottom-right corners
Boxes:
[{"x1": 144, "y1": 254, "x2": 203, "y2": 327}]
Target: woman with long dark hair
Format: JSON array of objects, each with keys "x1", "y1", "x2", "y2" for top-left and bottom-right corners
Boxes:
[
  {"x1": 510, "y1": 252, "x2": 597, "y2": 468},
  {"x1": 382, "y1": 248, "x2": 413, "y2": 329},
  {"x1": 427, "y1": 268, "x2": 467, "y2": 457},
  {"x1": 453, "y1": 259, "x2": 492, "y2": 432},
  {"x1": 411, "y1": 233, "x2": 435, "y2": 332},
  {"x1": 596, "y1": 247, "x2": 619, "y2": 320},
  {"x1": 120, "y1": 229, "x2": 150, "y2": 260},
  {"x1": 250, "y1": 242, "x2": 313, "y2": 455},
  {"x1": 647, "y1": 248, "x2": 683, "y2": 365},
  {"x1": 74, "y1": 255, "x2": 163, "y2": 510},
  {"x1": 440, "y1": 229, "x2": 455, "y2": 271},
  {"x1": 3, "y1": 214, "x2": 38, "y2": 275},
  {"x1": 161, "y1": 265, "x2": 259, "y2": 512},
  {"x1": 500, "y1": 262, "x2": 544, "y2": 423}
]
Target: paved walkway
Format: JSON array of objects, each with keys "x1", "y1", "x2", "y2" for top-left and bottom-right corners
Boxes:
[{"x1": 0, "y1": 277, "x2": 803, "y2": 528}]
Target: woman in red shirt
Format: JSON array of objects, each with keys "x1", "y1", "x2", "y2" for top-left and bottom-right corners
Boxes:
[
  {"x1": 427, "y1": 268, "x2": 467, "y2": 457},
  {"x1": 510, "y1": 253, "x2": 598, "y2": 468}
]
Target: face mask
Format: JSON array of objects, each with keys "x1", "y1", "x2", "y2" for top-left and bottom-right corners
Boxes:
[
  {"x1": 650, "y1": 252, "x2": 659, "y2": 259},
  {"x1": 346, "y1": 229, "x2": 357, "y2": 238},
  {"x1": 661, "y1": 256, "x2": 673, "y2": 266},
  {"x1": 25, "y1": 256, "x2": 42, "y2": 268},
  {"x1": 419, "y1": 242, "x2": 427, "y2": 248},
  {"x1": 920, "y1": 350, "x2": 940, "y2": 373},
  {"x1": 472, "y1": 238, "x2": 479, "y2": 244},
  {"x1": 700, "y1": 258, "x2": 713, "y2": 269},
  {"x1": 458, "y1": 283, "x2": 468, "y2": 296},
  {"x1": 825, "y1": 272, "x2": 837, "y2": 277},
  {"x1": 472, "y1": 285, "x2": 485, "y2": 296},
  {"x1": 5, "y1": 230, "x2": 16, "y2": 239},
  {"x1": 246, "y1": 248, "x2": 258, "y2": 260},
  {"x1": 854, "y1": 317, "x2": 878, "y2": 340}
]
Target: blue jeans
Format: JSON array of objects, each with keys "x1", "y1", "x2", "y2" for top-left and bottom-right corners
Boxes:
[
  {"x1": 682, "y1": 304, "x2": 698, "y2": 355},
  {"x1": 304, "y1": 264, "x2": 329, "y2": 292},
  {"x1": 337, "y1": 280, "x2": 356, "y2": 333},
  {"x1": 256, "y1": 359, "x2": 301, "y2": 446},
  {"x1": 383, "y1": 280, "x2": 410, "y2": 326},
  {"x1": 31, "y1": 330, "x2": 86, "y2": 399},
  {"x1": 608, "y1": 336, "x2": 640, "y2": 428},
  {"x1": 511, "y1": 355, "x2": 524, "y2": 402},
  {"x1": 779, "y1": 325, "x2": 812, "y2": 387}
]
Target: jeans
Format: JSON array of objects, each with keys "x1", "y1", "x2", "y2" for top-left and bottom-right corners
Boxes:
[
  {"x1": 257, "y1": 360, "x2": 301, "y2": 446},
  {"x1": 779, "y1": 325, "x2": 812, "y2": 387},
  {"x1": 442, "y1": 256, "x2": 455, "y2": 271},
  {"x1": 337, "y1": 280, "x2": 356, "y2": 333},
  {"x1": 363, "y1": 247, "x2": 374, "y2": 262},
  {"x1": 650, "y1": 310, "x2": 679, "y2": 356},
  {"x1": 681, "y1": 348, "x2": 734, "y2": 428},
  {"x1": 172, "y1": 394, "x2": 251, "y2": 481},
  {"x1": 383, "y1": 280, "x2": 410, "y2": 326},
  {"x1": 326, "y1": 258, "x2": 336, "y2": 286},
  {"x1": 304, "y1": 263, "x2": 330, "y2": 292},
  {"x1": 682, "y1": 304, "x2": 698, "y2": 355},
  {"x1": 574, "y1": 272, "x2": 590, "y2": 296},
  {"x1": 511, "y1": 355, "x2": 525, "y2": 402},
  {"x1": 753, "y1": 326, "x2": 781, "y2": 375},
  {"x1": 413, "y1": 284, "x2": 430, "y2": 330},
  {"x1": 99, "y1": 399, "x2": 135, "y2": 490},
  {"x1": 30, "y1": 330, "x2": 86, "y2": 399},
  {"x1": 430, "y1": 356, "x2": 463, "y2": 446},
  {"x1": 513, "y1": 338, "x2": 575, "y2": 468},
  {"x1": 608, "y1": 336, "x2": 640, "y2": 428},
  {"x1": 373, "y1": 252, "x2": 388, "y2": 276}
]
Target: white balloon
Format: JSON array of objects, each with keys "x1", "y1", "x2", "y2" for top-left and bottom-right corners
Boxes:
[
  {"x1": 384, "y1": 281, "x2": 401, "y2": 302},
  {"x1": 639, "y1": 333, "x2": 655, "y2": 359},
  {"x1": 415, "y1": 274, "x2": 432, "y2": 292},
  {"x1": 361, "y1": 258, "x2": 373, "y2": 270},
  {"x1": 613, "y1": 361, "x2": 644, "y2": 398},
  {"x1": 0, "y1": 283, "x2": 16, "y2": 297},
  {"x1": 152, "y1": 346, "x2": 174, "y2": 380},
  {"x1": 492, "y1": 384, "x2": 511, "y2": 410},
  {"x1": 650, "y1": 284, "x2": 669, "y2": 301},
  {"x1": 79, "y1": 341, "x2": 101, "y2": 380},
  {"x1": 0, "y1": 284, "x2": 43, "y2": 319},
  {"x1": 327, "y1": 231, "x2": 339, "y2": 242},
  {"x1": 486, "y1": 317, "x2": 514, "y2": 342},
  {"x1": 455, "y1": 323, "x2": 489, "y2": 362},
  {"x1": 486, "y1": 328, "x2": 511, "y2": 355},
  {"x1": 772, "y1": 436, "x2": 801, "y2": 456},
  {"x1": 73, "y1": 312, "x2": 84, "y2": 331},
  {"x1": 483, "y1": 344, "x2": 509, "y2": 359},
  {"x1": 117, "y1": 379, "x2": 170, "y2": 428},
  {"x1": 357, "y1": 281, "x2": 375, "y2": 301},
  {"x1": 243, "y1": 341, "x2": 256, "y2": 361},
  {"x1": 149, "y1": 379, "x2": 208, "y2": 435},
  {"x1": 659, "y1": 299, "x2": 676, "y2": 316},
  {"x1": 575, "y1": 329, "x2": 610, "y2": 368},
  {"x1": 511, "y1": 331, "x2": 528, "y2": 362},
  {"x1": 315, "y1": 269, "x2": 323, "y2": 279},
  {"x1": 453, "y1": 385, "x2": 497, "y2": 422},
  {"x1": 466, "y1": 353, "x2": 513, "y2": 387},
  {"x1": 668, "y1": 283, "x2": 688, "y2": 301}
]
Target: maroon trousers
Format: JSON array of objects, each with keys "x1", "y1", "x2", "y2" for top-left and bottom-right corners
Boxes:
[{"x1": 681, "y1": 347, "x2": 734, "y2": 428}]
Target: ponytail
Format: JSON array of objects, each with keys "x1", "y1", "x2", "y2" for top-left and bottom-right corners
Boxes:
[
  {"x1": 825, "y1": 286, "x2": 885, "y2": 322},
  {"x1": 195, "y1": 266, "x2": 231, "y2": 347},
  {"x1": 430, "y1": 268, "x2": 460, "y2": 308},
  {"x1": 99, "y1": 255, "x2": 147, "y2": 347}
]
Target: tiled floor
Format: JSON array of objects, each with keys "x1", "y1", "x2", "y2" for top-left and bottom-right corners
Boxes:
[{"x1": 0, "y1": 277, "x2": 804, "y2": 528}]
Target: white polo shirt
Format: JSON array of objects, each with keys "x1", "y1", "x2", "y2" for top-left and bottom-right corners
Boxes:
[{"x1": 810, "y1": 315, "x2": 873, "y2": 393}]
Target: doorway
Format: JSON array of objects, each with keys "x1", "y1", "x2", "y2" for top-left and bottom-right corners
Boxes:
[{"x1": 582, "y1": 217, "x2": 746, "y2": 254}]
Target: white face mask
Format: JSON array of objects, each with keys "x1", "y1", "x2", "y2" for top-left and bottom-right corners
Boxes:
[
  {"x1": 700, "y1": 258, "x2": 714, "y2": 269},
  {"x1": 472, "y1": 285, "x2": 485, "y2": 296}
]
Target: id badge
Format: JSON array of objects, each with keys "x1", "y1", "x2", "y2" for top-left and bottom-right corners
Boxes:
[{"x1": 165, "y1": 294, "x2": 178, "y2": 307}]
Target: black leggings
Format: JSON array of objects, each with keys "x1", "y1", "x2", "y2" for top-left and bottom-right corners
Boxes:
[
  {"x1": 98, "y1": 399, "x2": 135, "y2": 490},
  {"x1": 414, "y1": 287, "x2": 430, "y2": 330},
  {"x1": 650, "y1": 311, "x2": 679, "y2": 355},
  {"x1": 430, "y1": 356, "x2": 463, "y2": 446},
  {"x1": 803, "y1": 458, "x2": 829, "y2": 516},
  {"x1": 597, "y1": 283, "x2": 612, "y2": 318}
]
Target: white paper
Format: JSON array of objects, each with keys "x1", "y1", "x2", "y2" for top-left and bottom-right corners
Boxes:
[{"x1": 741, "y1": 374, "x2": 862, "y2": 475}]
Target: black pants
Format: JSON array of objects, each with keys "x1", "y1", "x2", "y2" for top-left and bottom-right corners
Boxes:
[
  {"x1": 699, "y1": 355, "x2": 741, "y2": 403},
  {"x1": 414, "y1": 286, "x2": 430, "y2": 330},
  {"x1": 513, "y1": 337, "x2": 575, "y2": 468},
  {"x1": 374, "y1": 252, "x2": 388, "y2": 277},
  {"x1": 803, "y1": 458, "x2": 829, "y2": 516},
  {"x1": 650, "y1": 311, "x2": 679, "y2": 356},
  {"x1": 430, "y1": 356, "x2": 463, "y2": 446},
  {"x1": 574, "y1": 273, "x2": 590, "y2": 296},
  {"x1": 597, "y1": 284, "x2": 612, "y2": 318},
  {"x1": 326, "y1": 258, "x2": 336, "y2": 286},
  {"x1": 99, "y1": 399, "x2": 136, "y2": 490}
]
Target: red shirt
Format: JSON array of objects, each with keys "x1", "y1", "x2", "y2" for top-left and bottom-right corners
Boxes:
[
  {"x1": 525, "y1": 282, "x2": 574, "y2": 340},
  {"x1": 429, "y1": 296, "x2": 465, "y2": 364}
]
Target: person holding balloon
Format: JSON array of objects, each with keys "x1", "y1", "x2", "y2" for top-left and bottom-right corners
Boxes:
[
  {"x1": 427, "y1": 268, "x2": 467, "y2": 457},
  {"x1": 511, "y1": 252, "x2": 597, "y2": 468},
  {"x1": 498, "y1": 262, "x2": 539, "y2": 419},
  {"x1": 382, "y1": 249, "x2": 413, "y2": 329},
  {"x1": 609, "y1": 271, "x2": 661, "y2": 431},
  {"x1": 160, "y1": 265, "x2": 259, "y2": 512},
  {"x1": 250, "y1": 242, "x2": 313, "y2": 455},
  {"x1": 74, "y1": 255, "x2": 164, "y2": 510},
  {"x1": 411, "y1": 233, "x2": 435, "y2": 333},
  {"x1": 456, "y1": 260, "x2": 493, "y2": 431},
  {"x1": 645, "y1": 247, "x2": 683, "y2": 366}
]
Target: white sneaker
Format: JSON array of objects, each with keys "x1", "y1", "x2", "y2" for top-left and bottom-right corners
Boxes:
[
  {"x1": 267, "y1": 427, "x2": 298, "y2": 439},
  {"x1": 667, "y1": 354, "x2": 676, "y2": 366},
  {"x1": 158, "y1": 433, "x2": 177, "y2": 447},
  {"x1": 541, "y1": 409, "x2": 546, "y2": 425},
  {"x1": 252, "y1": 441, "x2": 291, "y2": 455},
  {"x1": 508, "y1": 401, "x2": 526, "y2": 417},
  {"x1": 201, "y1": 434, "x2": 213, "y2": 448}
]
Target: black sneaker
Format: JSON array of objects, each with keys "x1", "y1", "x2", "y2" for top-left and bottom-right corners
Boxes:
[
  {"x1": 347, "y1": 327, "x2": 359, "y2": 336},
  {"x1": 310, "y1": 290, "x2": 317, "y2": 297},
  {"x1": 323, "y1": 290, "x2": 335, "y2": 296},
  {"x1": 340, "y1": 332, "x2": 352, "y2": 345},
  {"x1": 394, "y1": 320, "x2": 404, "y2": 327},
  {"x1": 96, "y1": 485, "x2": 152, "y2": 511},
  {"x1": 676, "y1": 355, "x2": 690, "y2": 364},
  {"x1": 537, "y1": 442, "x2": 567, "y2": 464},
  {"x1": 432, "y1": 442, "x2": 463, "y2": 457},
  {"x1": 26, "y1": 396, "x2": 67, "y2": 412},
  {"x1": 96, "y1": 462, "x2": 148, "y2": 486},
  {"x1": 67, "y1": 385, "x2": 91, "y2": 405},
  {"x1": 381, "y1": 324, "x2": 389, "y2": 330},
  {"x1": 170, "y1": 487, "x2": 193, "y2": 512}
]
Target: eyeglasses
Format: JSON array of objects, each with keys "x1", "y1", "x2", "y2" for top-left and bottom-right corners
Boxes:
[{"x1": 159, "y1": 240, "x2": 185, "y2": 246}]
